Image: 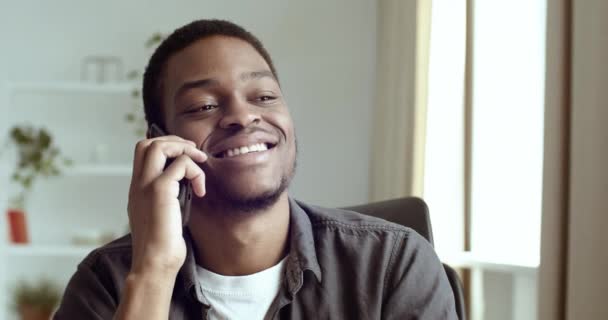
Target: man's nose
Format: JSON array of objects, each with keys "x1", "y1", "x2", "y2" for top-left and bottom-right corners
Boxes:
[{"x1": 218, "y1": 98, "x2": 261, "y2": 129}]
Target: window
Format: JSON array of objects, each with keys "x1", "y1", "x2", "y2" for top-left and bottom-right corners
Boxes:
[
  {"x1": 424, "y1": 0, "x2": 467, "y2": 256},
  {"x1": 470, "y1": 0, "x2": 546, "y2": 265},
  {"x1": 424, "y1": 2, "x2": 546, "y2": 318},
  {"x1": 425, "y1": 0, "x2": 545, "y2": 265}
]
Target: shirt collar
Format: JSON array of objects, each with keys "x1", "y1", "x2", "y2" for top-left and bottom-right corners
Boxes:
[
  {"x1": 177, "y1": 196, "x2": 322, "y2": 301},
  {"x1": 284, "y1": 197, "x2": 322, "y2": 293},
  {"x1": 178, "y1": 228, "x2": 207, "y2": 303}
]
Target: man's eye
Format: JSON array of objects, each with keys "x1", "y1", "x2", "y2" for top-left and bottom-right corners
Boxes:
[
  {"x1": 258, "y1": 96, "x2": 276, "y2": 102},
  {"x1": 187, "y1": 104, "x2": 217, "y2": 113}
]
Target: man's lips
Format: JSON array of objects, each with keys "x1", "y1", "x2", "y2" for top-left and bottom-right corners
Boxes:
[
  {"x1": 206, "y1": 132, "x2": 279, "y2": 159},
  {"x1": 214, "y1": 142, "x2": 276, "y2": 158}
]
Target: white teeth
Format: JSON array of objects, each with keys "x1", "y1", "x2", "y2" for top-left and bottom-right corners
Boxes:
[{"x1": 222, "y1": 143, "x2": 271, "y2": 158}]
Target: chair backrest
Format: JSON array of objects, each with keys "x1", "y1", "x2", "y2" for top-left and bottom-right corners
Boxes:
[
  {"x1": 344, "y1": 197, "x2": 466, "y2": 320},
  {"x1": 345, "y1": 197, "x2": 435, "y2": 245}
]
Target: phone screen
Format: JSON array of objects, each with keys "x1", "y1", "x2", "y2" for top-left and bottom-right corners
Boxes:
[{"x1": 148, "y1": 124, "x2": 193, "y2": 226}]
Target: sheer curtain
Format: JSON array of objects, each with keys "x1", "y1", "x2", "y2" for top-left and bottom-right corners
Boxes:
[{"x1": 370, "y1": 0, "x2": 432, "y2": 201}]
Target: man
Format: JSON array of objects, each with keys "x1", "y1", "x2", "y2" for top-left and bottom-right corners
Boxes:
[{"x1": 55, "y1": 19, "x2": 457, "y2": 319}]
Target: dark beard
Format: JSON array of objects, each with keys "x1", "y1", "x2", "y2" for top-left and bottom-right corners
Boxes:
[
  {"x1": 197, "y1": 155, "x2": 297, "y2": 214},
  {"x1": 209, "y1": 170, "x2": 293, "y2": 213}
]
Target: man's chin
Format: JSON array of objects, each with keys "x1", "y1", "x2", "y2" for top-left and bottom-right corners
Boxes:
[
  {"x1": 217, "y1": 188, "x2": 286, "y2": 213},
  {"x1": 198, "y1": 178, "x2": 290, "y2": 213},
  {"x1": 198, "y1": 152, "x2": 297, "y2": 213}
]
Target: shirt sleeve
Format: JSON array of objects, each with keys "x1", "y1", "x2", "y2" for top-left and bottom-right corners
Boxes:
[
  {"x1": 381, "y1": 230, "x2": 459, "y2": 320},
  {"x1": 53, "y1": 262, "x2": 117, "y2": 320}
]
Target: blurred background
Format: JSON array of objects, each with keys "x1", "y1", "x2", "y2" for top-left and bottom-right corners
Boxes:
[{"x1": 0, "y1": 0, "x2": 606, "y2": 320}]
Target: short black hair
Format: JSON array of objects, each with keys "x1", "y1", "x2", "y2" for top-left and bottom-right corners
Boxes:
[{"x1": 142, "y1": 19, "x2": 278, "y2": 130}]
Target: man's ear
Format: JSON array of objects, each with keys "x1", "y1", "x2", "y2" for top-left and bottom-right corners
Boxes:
[{"x1": 147, "y1": 123, "x2": 166, "y2": 139}]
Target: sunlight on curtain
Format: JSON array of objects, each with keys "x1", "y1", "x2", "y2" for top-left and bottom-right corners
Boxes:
[
  {"x1": 423, "y1": 0, "x2": 467, "y2": 255},
  {"x1": 470, "y1": 0, "x2": 546, "y2": 265}
]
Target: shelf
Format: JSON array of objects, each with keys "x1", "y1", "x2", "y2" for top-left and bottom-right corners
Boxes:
[
  {"x1": 1, "y1": 164, "x2": 131, "y2": 177},
  {"x1": 4, "y1": 81, "x2": 137, "y2": 94},
  {"x1": 64, "y1": 164, "x2": 132, "y2": 177},
  {"x1": 4, "y1": 244, "x2": 97, "y2": 257},
  {"x1": 440, "y1": 251, "x2": 539, "y2": 274}
]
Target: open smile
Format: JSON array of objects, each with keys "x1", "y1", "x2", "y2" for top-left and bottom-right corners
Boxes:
[{"x1": 213, "y1": 142, "x2": 277, "y2": 159}]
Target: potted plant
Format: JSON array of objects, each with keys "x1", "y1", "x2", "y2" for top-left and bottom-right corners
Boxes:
[
  {"x1": 11, "y1": 279, "x2": 61, "y2": 320},
  {"x1": 124, "y1": 32, "x2": 165, "y2": 137},
  {"x1": 5, "y1": 125, "x2": 71, "y2": 243}
]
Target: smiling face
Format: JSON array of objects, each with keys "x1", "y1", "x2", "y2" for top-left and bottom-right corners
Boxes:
[{"x1": 160, "y1": 36, "x2": 296, "y2": 212}]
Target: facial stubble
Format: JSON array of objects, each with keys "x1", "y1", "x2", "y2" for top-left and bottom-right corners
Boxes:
[{"x1": 195, "y1": 139, "x2": 297, "y2": 213}]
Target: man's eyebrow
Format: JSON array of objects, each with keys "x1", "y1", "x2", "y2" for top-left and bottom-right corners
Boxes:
[
  {"x1": 240, "y1": 70, "x2": 276, "y2": 82},
  {"x1": 174, "y1": 78, "x2": 220, "y2": 99},
  {"x1": 174, "y1": 70, "x2": 276, "y2": 100}
]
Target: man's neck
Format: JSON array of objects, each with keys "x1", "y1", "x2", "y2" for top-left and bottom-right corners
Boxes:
[{"x1": 186, "y1": 193, "x2": 290, "y2": 276}]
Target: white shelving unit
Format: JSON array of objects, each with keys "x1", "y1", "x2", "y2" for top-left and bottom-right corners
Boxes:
[
  {"x1": 441, "y1": 251, "x2": 538, "y2": 274},
  {"x1": 440, "y1": 251, "x2": 539, "y2": 320},
  {"x1": 6, "y1": 245, "x2": 97, "y2": 258},
  {"x1": 5, "y1": 81, "x2": 136, "y2": 94},
  {"x1": 1, "y1": 80, "x2": 138, "y2": 319},
  {"x1": 64, "y1": 164, "x2": 132, "y2": 177},
  {"x1": 0, "y1": 163, "x2": 131, "y2": 180}
]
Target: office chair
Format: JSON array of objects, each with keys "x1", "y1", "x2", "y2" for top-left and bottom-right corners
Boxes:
[{"x1": 344, "y1": 197, "x2": 466, "y2": 320}]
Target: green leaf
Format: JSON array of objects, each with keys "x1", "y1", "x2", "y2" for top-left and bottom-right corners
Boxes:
[
  {"x1": 126, "y1": 70, "x2": 139, "y2": 80},
  {"x1": 7, "y1": 125, "x2": 68, "y2": 190},
  {"x1": 39, "y1": 130, "x2": 51, "y2": 149},
  {"x1": 145, "y1": 32, "x2": 164, "y2": 48},
  {"x1": 11, "y1": 278, "x2": 61, "y2": 313},
  {"x1": 136, "y1": 128, "x2": 146, "y2": 137},
  {"x1": 22, "y1": 176, "x2": 33, "y2": 189},
  {"x1": 32, "y1": 152, "x2": 43, "y2": 163}
]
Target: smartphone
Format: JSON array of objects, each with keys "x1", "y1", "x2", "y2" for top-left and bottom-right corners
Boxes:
[{"x1": 148, "y1": 123, "x2": 193, "y2": 226}]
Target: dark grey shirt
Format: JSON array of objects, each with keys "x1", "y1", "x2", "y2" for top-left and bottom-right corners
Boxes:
[{"x1": 54, "y1": 198, "x2": 457, "y2": 319}]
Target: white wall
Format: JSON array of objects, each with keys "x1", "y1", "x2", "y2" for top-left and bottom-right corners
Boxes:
[
  {"x1": 0, "y1": 1, "x2": 377, "y2": 318},
  {"x1": 0, "y1": 0, "x2": 377, "y2": 207}
]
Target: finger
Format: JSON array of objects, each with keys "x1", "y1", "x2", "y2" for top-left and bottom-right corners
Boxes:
[
  {"x1": 131, "y1": 135, "x2": 195, "y2": 181},
  {"x1": 157, "y1": 155, "x2": 206, "y2": 197},
  {"x1": 140, "y1": 140, "x2": 207, "y2": 185}
]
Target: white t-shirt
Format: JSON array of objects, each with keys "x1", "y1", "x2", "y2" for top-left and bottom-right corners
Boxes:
[{"x1": 196, "y1": 257, "x2": 287, "y2": 320}]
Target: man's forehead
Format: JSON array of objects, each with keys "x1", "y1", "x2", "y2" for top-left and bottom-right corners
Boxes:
[
  {"x1": 164, "y1": 36, "x2": 272, "y2": 85},
  {"x1": 171, "y1": 36, "x2": 267, "y2": 67}
]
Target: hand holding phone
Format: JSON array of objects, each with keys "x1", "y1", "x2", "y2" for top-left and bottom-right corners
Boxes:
[
  {"x1": 126, "y1": 125, "x2": 207, "y2": 275},
  {"x1": 148, "y1": 124, "x2": 195, "y2": 226}
]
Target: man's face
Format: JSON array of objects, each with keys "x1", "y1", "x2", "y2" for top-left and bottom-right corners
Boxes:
[{"x1": 161, "y1": 36, "x2": 296, "y2": 210}]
